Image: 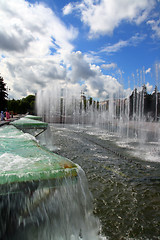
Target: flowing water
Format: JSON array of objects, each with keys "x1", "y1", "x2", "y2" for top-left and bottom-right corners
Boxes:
[
  {"x1": 7, "y1": 170, "x2": 102, "y2": 240},
  {"x1": 37, "y1": 123, "x2": 160, "y2": 240},
  {"x1": 35, "y1": 82, "x2": 160, "y2": 239},
  {"x1": 0, "y1": 125, "x2": 103, "y2": 240}
]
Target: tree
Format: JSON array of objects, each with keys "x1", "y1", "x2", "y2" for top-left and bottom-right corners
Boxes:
[
  {"x1": 7, "y1": 95, "x2": 35, "y2": 114},
  {"x1": 0, "y1": 75, "x2": 8, "y2": 110}
]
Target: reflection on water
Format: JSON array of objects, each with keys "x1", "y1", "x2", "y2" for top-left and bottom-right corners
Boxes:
[{"x1": 39, "y1": 123, "x2": 160, "y2": 240}]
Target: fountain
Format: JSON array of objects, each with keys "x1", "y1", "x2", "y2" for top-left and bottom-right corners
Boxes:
[
  {"x1": 35, "y1": 67, "x2": 160, "y2": 239},
  {"x1": 36, "y1": 82, "x2": 160, "y2": 135},
  {"x1": 36, "y1": 75, "x2": 160, "y2": 163},
  {"x1": 0, "y1": 123, "x2": 103, "y2": 239}
]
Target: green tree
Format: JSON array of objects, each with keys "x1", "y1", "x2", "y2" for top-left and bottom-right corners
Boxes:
[
  {"x1": 7, "y1": 95, "x2": 35, "y2": 114},
  {"x1": 7, "y1": 99, "x2": 19, "y2": 114},
  {"x1": 0, "y1": 75, "x2": 8, "y2": 110}
]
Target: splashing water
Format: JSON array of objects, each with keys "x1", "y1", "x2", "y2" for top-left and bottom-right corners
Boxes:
[
  {"x1": 0, "y1": 126, "x2": 105, "y2": 240},
  {"x1": 36, "y1": 83, "x2": 160, "y2": 163},
  {"x1": 4, "y1": 168, "x2": 103, "y2": 240}
]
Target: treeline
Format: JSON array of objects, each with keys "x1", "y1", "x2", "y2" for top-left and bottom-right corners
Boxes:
[
  {"x1": 7, "y1": 95, "x2": 35, "y2": 114},
  {"x1": 0, "y1": 74, "x2": 159, "y2": 119},
  {"x1": 0, "y1": 75, "x2": 35, "y2": 114}
]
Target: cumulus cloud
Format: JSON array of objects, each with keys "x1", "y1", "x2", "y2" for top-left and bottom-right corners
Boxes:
[
  {"x1": 0, "y1": 0, "x2": 129, "y2": 101},
  {"x1": 0, "y1": 0, "x2": 78, "y2": 57},
  {"x1": 63, "y1": 3, "x2": 74, "y2": 15},
  {"x1": 1, "y1": 56, "x2": 67, "y2": 99},
  {"x1": 64, "y1": 0, "x2": 156, "y2": 37},
  {"x1": 85, "y1": 74, "x2": 123, "y2": 100},
  {"x1": 63, "y1": 51, "x2": 124, "y2": 100},
  {"x1": 0, "y1": 0, "x2": 78, "y2": 98},
  {"x1": 65, "y1": 51, "x2": 97, "y2": 83},
  {"x1": 0, "y1": 23, "x2": 34, "y2": 53},
  {"x1": 1, "y1": 48, "x2": 123, "y2": 100}
]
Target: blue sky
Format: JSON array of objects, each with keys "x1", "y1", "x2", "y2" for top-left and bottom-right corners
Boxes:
[{"x1": 0, "y1": 0, "x2": 160, "y2": 99}]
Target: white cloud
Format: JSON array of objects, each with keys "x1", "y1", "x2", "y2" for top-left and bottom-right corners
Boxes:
[
  {"x1": 25, "y1": 50, "x2": 124, "y2": 101},
  {"x1": 64, "y1": 0, "x2": 156, "y2": 37},
  {"x1": 83, "y1": 52, "x2": 104, "y2": 64},
  {"x1": 0, "y1": 0, "x2": 130, "y2": 101},
  {"x1": 145, "y1": 68, "x2": 151, "y2": 74},
  {"x1": 63, "y1": 51, "x2": 124, "y2": 100},
  {"x1": 146, "y1": 82, "x2": 153, "y2": 92},
  {"x1": 0, "y1": 0, "x2": 79, "y2": 98},
  {"x1": 147, "y1": 19, "x2": 160, "y2": 38},
  {"x1": 63, "y1": 3, "x2": 74, "y2": 15},
  {"x1": 101, "y1": 63, "x2": 117, "y2": 70},
  {"x1": 64, "y1": 51, "x2": 97, "y2": 83},
  {"x1": 101, "y1": 34, "x2": 146, "y2": 53},
  {"x1": 1, "y1": 47, "x2": 124, "y2": 100},
  {"x1": 85, "y1": 74, "x2": 123, "y2": 100},
  {"x1": 0, "y1": 0, "x2": 78, "y2": 57},
  {"x1": 1, "y1": 56, "x2": 66, "y2": 99}
]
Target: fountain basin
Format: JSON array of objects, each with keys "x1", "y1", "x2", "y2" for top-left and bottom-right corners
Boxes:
[
  {"x1": 10, "y1": 117, "x2": 48, "y2": 130},
  {"x1": 24, "y1": 114, "x2": 42, "y2": 121},
  {"x1": 0, "y1": 125, "x2": 77, "y2": 190},
  {"x1": 0, "y1": 125, "x2": 78, "y2": 238}
]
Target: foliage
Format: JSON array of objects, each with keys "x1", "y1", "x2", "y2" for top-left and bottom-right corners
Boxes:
[
  {"x1": 0, "y1": 75, "x2": 8, "y2": 110},
  {"x1": 7, "y1": 95, "x2": 35, "y2": 114}
]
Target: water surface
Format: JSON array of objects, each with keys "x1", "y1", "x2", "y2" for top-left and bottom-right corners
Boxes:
[{"x1": 41, "y1": 123, "x2": 160, "y2": 240}]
